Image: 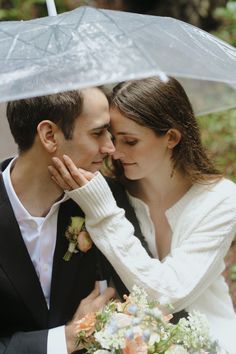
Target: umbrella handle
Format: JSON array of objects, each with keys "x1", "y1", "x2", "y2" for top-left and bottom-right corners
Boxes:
[{"x1": 46, "y1": 0, "x2": 57, "y2": 16}]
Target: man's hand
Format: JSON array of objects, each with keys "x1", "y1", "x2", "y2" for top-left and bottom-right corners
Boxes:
[{"x1": 65, "y1": 282, "x2": 115, "y2": 353}]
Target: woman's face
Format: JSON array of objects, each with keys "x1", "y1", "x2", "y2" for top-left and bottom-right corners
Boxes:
[{"x1": 110, "y1": 107, "x2": 172, "y2": 180}]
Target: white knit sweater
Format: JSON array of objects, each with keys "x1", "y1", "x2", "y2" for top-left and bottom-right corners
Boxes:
[{"x1": 67, "y1": 173, "x2": 236, "y2": 354}]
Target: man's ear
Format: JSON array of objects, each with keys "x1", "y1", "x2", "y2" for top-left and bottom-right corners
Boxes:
[
  {"x1": 37, "y1": 120, "x2": 60, "y2": 153},
  {"x1": 166, "y1": 128, "x2": 182, "y2": 149}
]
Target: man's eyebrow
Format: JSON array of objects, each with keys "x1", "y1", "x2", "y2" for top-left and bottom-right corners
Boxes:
[
  {"x1": 114, "y1": 131, "x2": 136, "y2": 135},
  {"x1": 90, "y1": 123, "x2": 110, "y2": 132}
]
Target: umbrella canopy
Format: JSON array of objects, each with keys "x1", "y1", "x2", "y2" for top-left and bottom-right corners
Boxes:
[{"x1": 0, "y1": 6, "x2": 236, "y2": 115}]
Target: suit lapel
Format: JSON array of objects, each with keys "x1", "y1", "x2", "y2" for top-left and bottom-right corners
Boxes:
[
  {"x1": 49, "y1": 200, "x2": 88, "y2": 325},
  {"x1": 0, "y1": 174, "x2": 48, "y2": 327}
]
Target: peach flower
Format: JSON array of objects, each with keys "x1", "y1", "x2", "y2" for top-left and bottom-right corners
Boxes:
[
  {"x1": 124, "y1": 335, "x2": 148, "y2": 354},
  {"x1": 75, "y1": 312, "x2": 96, "y2": 337},
  {"x1": 77, "y1": 230, "x2": 93, "y2": 252}
]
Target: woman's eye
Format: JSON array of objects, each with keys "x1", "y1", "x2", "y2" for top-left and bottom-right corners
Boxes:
[{"x1": 125, "y1": 140, "x2": 138, "y2": 146}]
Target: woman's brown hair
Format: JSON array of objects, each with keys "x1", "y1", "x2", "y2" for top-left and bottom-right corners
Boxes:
[{"x1": 109, "y1": 76, "x2": 221, "y2": 184}]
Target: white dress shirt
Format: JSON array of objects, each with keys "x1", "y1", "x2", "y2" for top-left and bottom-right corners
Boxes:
[{"x1": 2, "y1": 158, "x2": 68, "y2": 354}]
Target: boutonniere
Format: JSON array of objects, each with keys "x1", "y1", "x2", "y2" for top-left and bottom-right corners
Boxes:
[{"x1": 63, "y1": 216, "x2": 93, "y2": 261}]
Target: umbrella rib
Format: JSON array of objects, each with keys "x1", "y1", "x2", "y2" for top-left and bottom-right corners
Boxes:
[
  {"x1": 181, "y1": 24, "x2": 229, "y2": 62},
  {"x1": 5, "y1": 33, "x2": 19, "y2": 60},
  {"x1": 74, "y1": 6, "x2": 86, "y2": 29},
  {"x1": 96, "y1": 9, "x2": 158, "y2": 69},
  {"x1": 118, "y1": 20, "x2": 159, "y2": 36},
  {"x1": 158, "y1": 26, "x2": 228, "y2": 74},
  {"x1": 0, "y1": 28, "x2": 55, "y2": 61},
  {"x1": 53, "y1": 11, "x2": 73, "y2": 25},
  {"x1": 62, "y1": 6, "x2": 86, "y2": 52},
  {"x1": 128, "y1": 19, "x2": 229, "y2": 68}
]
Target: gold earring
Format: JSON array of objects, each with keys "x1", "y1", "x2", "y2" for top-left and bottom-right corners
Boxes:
[{"x1": 170, "y1": 166, "x2": 175, "y2": 178}]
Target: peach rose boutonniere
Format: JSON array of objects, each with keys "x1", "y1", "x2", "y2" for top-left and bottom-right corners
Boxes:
[{"x1": 63, "y1": 216, "x2": 93, "y2": 261}]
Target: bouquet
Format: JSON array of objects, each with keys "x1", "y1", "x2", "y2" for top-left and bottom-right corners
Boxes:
[{"x1": 75, "y1": 285, "x2": 222, "y2": 354}]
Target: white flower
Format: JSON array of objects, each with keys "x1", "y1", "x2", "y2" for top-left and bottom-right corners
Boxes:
[
  {"x1": 145, "y1": 307, "x2": 162, "y2": 319},
  {"x1": 148, "y1": 332, "x2": 160, "y2": 346},
  {"x1": 165, "y1": 345, "x2": 189, "y2": 354},
  {"x1": 128, "y1": 285, "x2": 149, "y2": 309},
  {"x1": 94, "y1": 351, "x2": 111, "y2": 354},
  {"x1": 94, "y1": 322, "x2": 126, "y2": 349},
  {"x1": 177, "y1": 311, "x2": 214, "y2": 350},
  {"x1": 112, "y1": 313, "x2": 133, "y2": 327}
]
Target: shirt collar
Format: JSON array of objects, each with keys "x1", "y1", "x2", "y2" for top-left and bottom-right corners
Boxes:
[{"x1": 2, "y1": 157, "x2": 68, "y2": 222}]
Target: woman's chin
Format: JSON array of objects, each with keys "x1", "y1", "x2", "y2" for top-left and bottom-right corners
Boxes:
[{"x1": 124, "y1": 172, "x2": 141, "y2": 180}]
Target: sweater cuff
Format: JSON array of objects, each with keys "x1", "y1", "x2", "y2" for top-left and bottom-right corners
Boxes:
[{"x1": 65, "y1": 172, "x2": 119, "y2": 220}]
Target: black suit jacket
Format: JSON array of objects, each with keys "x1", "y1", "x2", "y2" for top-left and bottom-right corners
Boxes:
[{"x1": 0, "y1": 159, "x2": 147, "y2": 354}]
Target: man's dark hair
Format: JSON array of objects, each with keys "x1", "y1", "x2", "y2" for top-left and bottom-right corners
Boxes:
[{"x1": 6, "y1": 90, "x2": 83, "y2": 153}]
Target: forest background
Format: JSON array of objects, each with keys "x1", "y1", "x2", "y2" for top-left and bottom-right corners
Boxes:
[{"x1": 0, "y1": 0, "x2": 235, "y2": 307}]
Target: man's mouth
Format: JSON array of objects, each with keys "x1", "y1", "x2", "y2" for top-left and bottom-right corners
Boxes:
[{"x1": 92, "y1": 160, "x2": 103, "y2": 164}]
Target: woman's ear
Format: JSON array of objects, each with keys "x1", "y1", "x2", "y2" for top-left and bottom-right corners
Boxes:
[
  {"x1": 37, "y1": 120, "x2": 59, "y2": 153},
  {"x1": 166, "y1": 128, "x2": 182, "y2": 149}
]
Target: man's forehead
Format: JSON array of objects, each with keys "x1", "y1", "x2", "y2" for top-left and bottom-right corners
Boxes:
[
  {"x1": 81, "y1": 88, "x2": 108, "y2": 112},
  {"x1": 81, "y1": 86, "x2": 106, "y2": 102}
]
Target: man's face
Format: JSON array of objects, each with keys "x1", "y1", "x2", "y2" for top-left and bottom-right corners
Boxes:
[{"x1": 57, "y1": 87, "x2": 115, "y2": 172}]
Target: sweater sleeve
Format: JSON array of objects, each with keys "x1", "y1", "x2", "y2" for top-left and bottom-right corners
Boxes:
[{"x1": 66, "y1": 173, "x2": 236, "y2": 312}]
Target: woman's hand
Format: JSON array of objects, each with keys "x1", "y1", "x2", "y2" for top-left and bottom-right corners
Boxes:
[{"x1": 48, "y1": 154, "x2": 95, "y2": 190}]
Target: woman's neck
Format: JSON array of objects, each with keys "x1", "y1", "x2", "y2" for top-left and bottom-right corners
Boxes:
[{"x1": 127, "y1": 170, "x2": 192, "y2": 211}]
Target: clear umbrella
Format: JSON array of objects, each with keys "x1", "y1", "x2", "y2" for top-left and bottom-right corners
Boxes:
[{"x1": 0, "y1": 5, "x2": 236, "y2": 116}]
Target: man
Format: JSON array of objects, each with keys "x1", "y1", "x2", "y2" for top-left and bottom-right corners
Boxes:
[{"x1": 0, "y1": 87, "x2": 115, "y2": 354}]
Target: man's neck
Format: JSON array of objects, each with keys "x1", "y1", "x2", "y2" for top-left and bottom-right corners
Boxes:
[{"x1": 10, "y1": 153, "x2": 64, "y2": 217}]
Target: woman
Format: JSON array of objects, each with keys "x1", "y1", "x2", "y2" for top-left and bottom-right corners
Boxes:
[{"x1": 49, "y1": 77, "x2": 236, "y2": 353}]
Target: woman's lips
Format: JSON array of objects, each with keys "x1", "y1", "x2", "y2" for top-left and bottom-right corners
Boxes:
[{"x1": 122, "y1": 162, "x2": 136, "y2": 166}]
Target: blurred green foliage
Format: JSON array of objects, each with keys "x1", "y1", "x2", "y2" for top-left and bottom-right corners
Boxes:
[
  {"x1": 198, "y1": 110, "x2": 236, "y2": 182},
  {"x1": 210, "y1": 1, "x2": 236, "y2": 280},
  {"x1": 199, "y1": 0, "x2": 236, "y2": 184},
  {"x1": 212, "y1": 0, "x2": 236, "y2": 46},
  {"x1": 230, "y1": 263, "x2": 236, "y2": 281},
  {"x1": 0, "y1": 0, "x2": 69, "y2": 20},
  {"x1": 0, "y1": 0, "x2": 46, "y2": 20}
]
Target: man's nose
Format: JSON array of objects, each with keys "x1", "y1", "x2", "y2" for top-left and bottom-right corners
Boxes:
[{"x1": 100, "y1": 133, "x2": 116, "y2": 155}]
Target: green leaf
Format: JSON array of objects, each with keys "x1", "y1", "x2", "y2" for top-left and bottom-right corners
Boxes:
[{"x1": 230, "y1": 263, "x2": 236, "y2": 281}]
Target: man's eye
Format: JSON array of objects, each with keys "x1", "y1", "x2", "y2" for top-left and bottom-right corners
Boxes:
[{"x1": 94, "y1": 130, "x2": 104, "y2": 137}]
